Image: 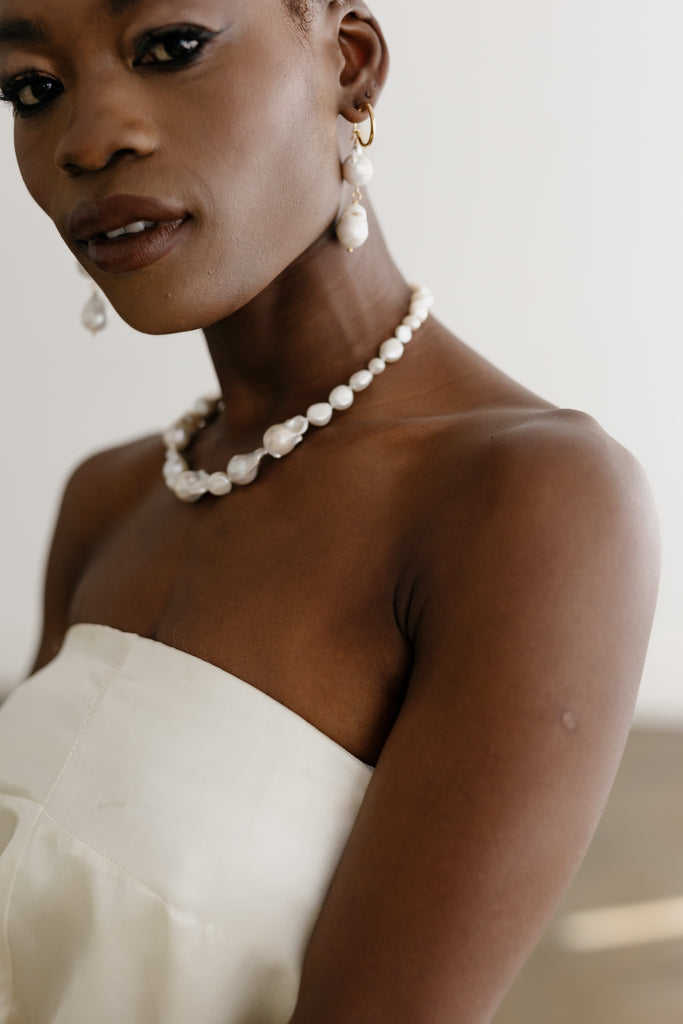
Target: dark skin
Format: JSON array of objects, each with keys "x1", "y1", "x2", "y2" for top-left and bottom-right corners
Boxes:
[{"x1": 0, "y1": 0, "x2": 660, "y2": 1021}]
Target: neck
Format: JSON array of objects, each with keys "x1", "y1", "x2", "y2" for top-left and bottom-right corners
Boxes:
[{"x1": 202, "y1": 206, "x2": 409, "y2": 444}]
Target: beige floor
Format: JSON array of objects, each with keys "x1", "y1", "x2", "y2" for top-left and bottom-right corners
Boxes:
[{"x1": 494, "y1": 728, "x2": 683, "y2": 1023}]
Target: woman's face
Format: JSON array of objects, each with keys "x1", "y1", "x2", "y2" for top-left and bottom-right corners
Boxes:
[{"x1": 0, "y1": 0, "x2": 343, "y2": 333}]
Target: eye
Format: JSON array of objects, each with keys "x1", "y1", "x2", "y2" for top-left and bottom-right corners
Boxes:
[
  {"x1": 134, "y1": 25, "x2": 216, "y2": 68},
  {"x1": 0, "y1": 72, "x2": 64, "y2": 118}
]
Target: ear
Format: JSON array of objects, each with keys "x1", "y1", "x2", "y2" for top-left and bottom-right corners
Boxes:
[{"x1": 337, "y1": 7, "x2": 389, "y2": 121}]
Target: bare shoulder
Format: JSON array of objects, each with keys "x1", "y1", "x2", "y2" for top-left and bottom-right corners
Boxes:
[
  {"x1": 483, "y1": 405, "x2": 655, "y2": 521},
  {"x1": 62, "y1": 431, "x2": 163, "y2": 524},
  {"x1": 392, "y1": 321, "x2": 657, "y2": 560},
  {"x1": 412, "y1": 403, "x2": 659, "y2": 586},
  {"x1": 406, "y1": 402, "x2": 661, "y2": 683},
  {"x1": 472, "y1": 403, "x2": 650, "y2": 487},
  {"x1": 30, "y1": 433, "x2": 163, "y2": 673}
]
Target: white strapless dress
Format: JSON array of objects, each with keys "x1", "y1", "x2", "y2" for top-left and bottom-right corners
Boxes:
[{"x1": 0, "y1": 624, "x2": 372, "y2": 1024}]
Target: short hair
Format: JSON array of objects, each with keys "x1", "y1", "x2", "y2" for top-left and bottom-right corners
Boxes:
[
  {"x1": 282, "y1": 0, "x2": 319, "y2": 26},
  {"x1": 283, "y1": 1, "x2": 347, "y2": 29}
]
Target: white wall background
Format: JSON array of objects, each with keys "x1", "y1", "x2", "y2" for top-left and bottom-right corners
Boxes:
[{"x1": 1, "y1": 1, "x2": 680, "y2": 718}]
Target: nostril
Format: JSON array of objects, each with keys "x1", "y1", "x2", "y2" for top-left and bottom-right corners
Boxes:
[
  {"x1": 58, "y1": 147, "x2": 143, "y2": 177},
  {"x1": 61, "y1": 162, "x2": 84, "y2": 178}
]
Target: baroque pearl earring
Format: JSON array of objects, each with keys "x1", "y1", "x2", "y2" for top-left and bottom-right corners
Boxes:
[
  {"x1": 336, "y1": 103, "x2": 375, "y2": 253},
  {"x1": 77, "y1": 262, "x2": 108, "y2": 334}
]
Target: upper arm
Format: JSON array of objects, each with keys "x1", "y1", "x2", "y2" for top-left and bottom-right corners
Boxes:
[{"x1": 290, "y1": 413, "x2": 660, "y2": 1023}]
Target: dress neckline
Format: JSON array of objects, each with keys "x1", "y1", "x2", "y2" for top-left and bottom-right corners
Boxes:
[{"x1": 63, "y1": 622, "x2": 374, "y2": 773}]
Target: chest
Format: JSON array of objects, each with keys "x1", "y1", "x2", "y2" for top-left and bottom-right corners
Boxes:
[{"x1": 68, "y1": 455, "x2": 414, "y2": 764}]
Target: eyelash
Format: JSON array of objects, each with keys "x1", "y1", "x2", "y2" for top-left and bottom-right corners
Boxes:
[{"x1": 0, "y1": 24, "x2": 216, "y2": 119}]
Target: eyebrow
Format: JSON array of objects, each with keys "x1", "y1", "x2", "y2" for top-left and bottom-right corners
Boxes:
[
  {"x1": 0, "y1": 0, "x2": 187, "y2": 44},
  {"x1": 0, "y1": 18, "x2": 48, "y2": 45},
  {"x1": 106, "y1": 0, "x2": 189, "y2": 16},
  {"x1": 106, "y1": 0, "x2": 144, "y2": 14}
]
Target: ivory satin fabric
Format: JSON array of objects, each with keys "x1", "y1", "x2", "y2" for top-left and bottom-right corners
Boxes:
[{"x1": 0, "y1": 624, "x2": 372, "y2": 1023}]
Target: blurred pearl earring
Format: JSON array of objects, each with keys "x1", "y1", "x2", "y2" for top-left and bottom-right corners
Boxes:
[
  {"x1": 336, "y1": 102, "x2": 375, "y2": 253},
  {"x1": 77, "y1": 262, "x2": 108, "y2": 334}
]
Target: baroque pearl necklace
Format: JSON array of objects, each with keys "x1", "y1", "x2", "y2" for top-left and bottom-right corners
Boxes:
[{"x1": 163, "y1": 285, "x2": 434, "y2": 503}]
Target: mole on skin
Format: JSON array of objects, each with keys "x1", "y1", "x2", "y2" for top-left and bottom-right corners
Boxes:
[{"x1": 561, "y1": 710, "x2": 579, "y2": 734}]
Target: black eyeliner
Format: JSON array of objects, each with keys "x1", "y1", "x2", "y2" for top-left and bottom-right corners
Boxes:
[{"x1": 133, "y1": 23, "x2": 221, "y2": 67}]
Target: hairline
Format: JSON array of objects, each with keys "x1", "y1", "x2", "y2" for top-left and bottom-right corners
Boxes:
[{"x1": 283, "y1": 1, "x2": 348, "y2": 32}]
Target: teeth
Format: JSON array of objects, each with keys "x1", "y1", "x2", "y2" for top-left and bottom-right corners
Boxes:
[{"x1": 104, "y1": 220, "x2": 156, "y2": 240}]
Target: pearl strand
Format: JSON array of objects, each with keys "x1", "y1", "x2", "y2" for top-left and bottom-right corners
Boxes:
[{"x1": 163, "y1": 285, "x2": 434, "y2": 503}]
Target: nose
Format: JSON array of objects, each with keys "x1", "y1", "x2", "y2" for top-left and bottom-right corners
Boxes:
[{"x1": 55, "y1": 79, "x2": 158, "y2": 175}]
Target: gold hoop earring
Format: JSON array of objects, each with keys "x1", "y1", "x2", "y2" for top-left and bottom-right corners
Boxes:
[
  {"x1": 336, "y1": 103, "x2": 375, "y2": 254},
  {"x1": 353, "y1": 102, "x2": 375, "y2": 148}
]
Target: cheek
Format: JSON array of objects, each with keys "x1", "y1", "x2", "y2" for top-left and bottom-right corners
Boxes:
[
  {"x1": 14, "y1": 127, "x2": 69, "y2": 245},
  {"x1": 15, "y1": 132, "x2": 51, "y2": 213},
  {"x1": 169, "y1": 64, "x2": 341, "y2": 284},
  {"x1": 206, "y1": 43, "x2": 340, "y2": 212}
]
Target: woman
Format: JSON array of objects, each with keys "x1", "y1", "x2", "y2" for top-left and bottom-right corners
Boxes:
[{"x1": 0, "y1": 0, "x2": 659, "y2": 1021}]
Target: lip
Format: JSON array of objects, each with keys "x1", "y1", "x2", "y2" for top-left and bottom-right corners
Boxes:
[{"x1": 68, "y1": 194, "x2": 191, "y2": 274}]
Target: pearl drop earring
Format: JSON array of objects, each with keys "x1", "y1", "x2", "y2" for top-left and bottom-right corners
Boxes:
[
  {"x1": 336, "y1": 103, "x2": 375, "y2": 253},
  {"x1": 77, "y1": 262, "x2": 108, "y2": 334}
]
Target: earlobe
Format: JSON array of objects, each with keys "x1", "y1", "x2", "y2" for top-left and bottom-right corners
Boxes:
[{"x1": 337, "y1": 9, "x2": 389, "y2": 120}]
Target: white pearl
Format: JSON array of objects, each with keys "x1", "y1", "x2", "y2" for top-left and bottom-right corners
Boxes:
[
  {"x1": 285, "y1": 415, "x2": 309, "y2": 436},
  {"x1": 368, "y1": 357, "x2": 386, "y2": 375},
  {"x1": 395, "y1": 324, "x2": 413, "y2": 344},
  {"x1": 263, "y1": 423, "x2": 300, "y2": 458},
  {"x1": 174, "y1": 470, "x2": 209, "y2": 503},
  {"x1": 349, "y1": 369, "x2": 373, "y2": 392},
  {"x1": 410, "y1": 301, "x2": 429, "y2": 323},
  {"x1": 336, "y1": 203, "x2": 369, "y2": 252},
  {"x1": 403, "y1": 314, "x2": 422, "y2": 331},
  {"x1": 342, "y1": 143, "x2": 374, "y2": 187},
  {"x1": 193, "y1": 396, "x2": 213, "y2": 417},
  {"x1": 329, "y1": 385, "x2": 355, "y2": 410},
  {"x1": 174, "y1": 488, "x2": 202, "y2": 504},
  {"x1": 307, "y1": 402, "x2": 333, "y2": 427},
  {"x1": 163, "y1": 425, "x2": 190, "y2": 451},
  {"x1": 228, "y1": 450, "x2": 264, "y2": 485},
  {"x1": 82, "y1": 291, "x2": 107, "y2": 334},
  {"x1": 379, "y1": 338, "x2": 404, "y2": 363},
  {"x1": 208, "y1": 472, "x2": 232, "y2": 496},
  {"x1": 163, "y1": 454, "x2": 187, "y2": 484}
]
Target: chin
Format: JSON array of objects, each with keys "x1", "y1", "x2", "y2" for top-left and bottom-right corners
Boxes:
[
  {"x1": 103, "y1": 227, "x2": 333, "y2": 334},
  {"x1": 111, "y1": 302, "x2": 200, "y2": 336},
  {"x1": 106, "y1": 279, "x2": 245, "y2": 335},
  {"x1": 120, "y1": 308, "x2": 217, "y2": 336},
  {"x1": 107, "y1": 297, "x2": 210, "y2": 335}
]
